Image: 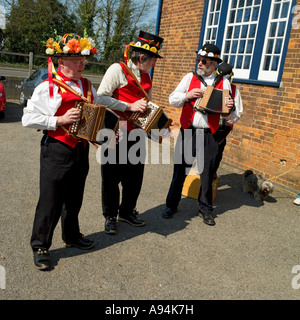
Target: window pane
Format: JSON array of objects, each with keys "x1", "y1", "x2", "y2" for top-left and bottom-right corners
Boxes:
[
  {"x1": 277, "y1": 21, "x2": 286, "y2": 37},
  {"x1": 216, "y1": 0, "x2": 222, "y2": 10},
  {"x1": 214, "y1": 12, "x2": 220, "y2": 24},
  {"x1": 281, "y1": 3, "x2": 289, "y2": 18},
  {"x1": 263, "y1": 55, "x2": 271, "y2": 70},
  {"x1": 269, "y1": 22, "x2": 277, "y2": 37},
  {"x1": 238, "y1": 0, "x2": 245, "y2": 7},
  {"x1": 266, "y1": 39, "x2": 274, "y2": 54},
  {"x1": 234, "y1": 25, "x2": 241, "y2": 38},
  {"x1": 232, "y1": 40, "x2": 238, "y2": 53},
  {"x1": 232, "y1": 0, "x2": 238, "y2": 8},
  {"x1": 272, "y1": 3, "x2": 280, "y2": 19},
  {"x1": 229, "y1": 10, "x2": 236, "y2": 23},
  {"x1": 236, "y1": 55, "x2": 243, "y2": 68},
  {"x1": 208, "y1": 13, "x2": 214, "y2": 26},
  {"x1": 244, "y1": 8, "x2": 251, "y2": 21},
  {"x1": 246, "y1": 39, "x2": 254, "y2": 53},
  {"x1": 206, "y1": 28, "x2": 212, "y2": 40},
  {"x1": 241, "y1": 25, "x2": 249, "y2": 38},
  {"x1": 246, "y1": 0, "x2": 253, "y2": 6},
  {"x1": 229, "y1": 55, "x2": 236, "y2": 66},
  {"x1": 252, "y1": 7, "x2": 259, "y2": 21},
  {"x1": 237, "y1": 9, "x2": 243, "y2": 22},
  {"x1": 249, "y1": 24, "x2": 257, "y2": 37},
  {"x1": 239, "y1": 40, "x2": 246, "y2": 53},
  {"x1": 227, "y1": 26, "x2": 233, "y2": 39},
  {"x1": 225, "y1": 41, "x2": 231, "y2": 53},
  {"x1": 271, "y1": 56, "x2": 279, "y2": 71},
  {"x1": 244, "y1": 55, "x2": 251, "y2": 69},
  {"x1": 212, "y1": 28, "x2": 217, "y2": 40},
  {"x1": 210, "y1": 0, "x2": 216, "y2": 11},
  {"x1": 275, "y1": 38, "x2": 283, "y2": 54}
]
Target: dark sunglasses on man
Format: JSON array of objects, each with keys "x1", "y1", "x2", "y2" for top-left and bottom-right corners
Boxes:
[{"x1": 196, "y1": 58, "x2": 209, "y2": 65}]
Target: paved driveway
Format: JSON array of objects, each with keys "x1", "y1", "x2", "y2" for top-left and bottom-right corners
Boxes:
[{"x1": 0, "y1": 102, "x2": 299, "y2": 302}]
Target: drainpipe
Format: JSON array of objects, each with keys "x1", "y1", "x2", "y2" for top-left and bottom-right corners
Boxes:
[
  {"x1": 151, "y1": 0, "x2": 163, "y2": 79},
  {"x1": 155, "y1": 0, "x2": 163, "y2": 36}
]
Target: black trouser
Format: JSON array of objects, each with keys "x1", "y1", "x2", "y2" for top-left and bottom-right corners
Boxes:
[
  {"x1": 166, "y1": 126, "x2": 219, "y2": 215},
  {"x1": 213, "y1": 125, "x2": 232, "y2": 174},
  {"x1": 30, "y1": 136, "x2": 89, "y2": 251},
  {"x1": 101, "y1": 130, "x2": 146, "y2": 218}
]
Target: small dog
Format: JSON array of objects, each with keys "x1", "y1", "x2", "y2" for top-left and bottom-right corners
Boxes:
[{"x1": 242, "y1": 170, "x2": 274, "y2": 201}]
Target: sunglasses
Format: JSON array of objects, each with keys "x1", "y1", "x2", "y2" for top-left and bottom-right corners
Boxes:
[{"x1": 196, "y1": 58, "x2": 209, "y2": 65}]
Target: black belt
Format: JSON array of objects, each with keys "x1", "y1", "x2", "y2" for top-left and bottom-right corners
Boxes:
[{"x1": 203, "y1": 128, "x2": 211, "y2": 133}]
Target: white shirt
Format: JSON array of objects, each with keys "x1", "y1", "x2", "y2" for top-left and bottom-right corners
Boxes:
[
  {"x1": 169, "y1": 72, "x2": 243, "y2": 128},
  {"x1": 22, "y1": 79, "x2": 97, "y2": 130},
  {"x1": 97, "y1": 60, "x2": 153, "y2": 111}
]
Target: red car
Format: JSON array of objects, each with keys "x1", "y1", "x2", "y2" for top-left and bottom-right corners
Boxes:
[{"x1": 0, "y1": 76, "x2": 6, "y2": 118}]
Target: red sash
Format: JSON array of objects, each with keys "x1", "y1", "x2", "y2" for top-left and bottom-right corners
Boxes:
[
  {"x1": 113, "y1": 62, "x2": 152, "y2": 131},
  {"x1": 180, "y1": 74, "x2": 224, "y2": 133},
  {"x1": 48, "y1": 77, "x2": 93, "y2": 148}
]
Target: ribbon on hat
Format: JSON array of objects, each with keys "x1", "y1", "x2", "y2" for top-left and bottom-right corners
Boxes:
[
  {"x1": 123, "y1": 42, "x2": 135, "y2": 64},
  {"x1": 48, "y1": 56, "x2": 54, "y2": 99},
  {"x1": 62, "y1": 33, "x2": 80, "y2": 44},
  {"x1": 47, "y1": 56, "x2": 66, "y2": 99},
  {"x1": 138, "y1": 37, "x2": 161, "y2": 49}
]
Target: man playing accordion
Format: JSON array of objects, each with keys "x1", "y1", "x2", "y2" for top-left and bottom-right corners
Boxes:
[
  {"x1": 22, "y1": 33, "x2": 98, "y2": 270},
  {"x1": 97, "y1": 31, "x2": 164, "y2": 235},
  {"x1": 163, "y1": 44, "x2": 237, "y2": 226}
]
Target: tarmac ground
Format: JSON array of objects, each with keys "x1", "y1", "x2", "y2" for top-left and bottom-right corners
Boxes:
[{"x1": 0, "y1": 102, "x2": 300, "y2": 303}]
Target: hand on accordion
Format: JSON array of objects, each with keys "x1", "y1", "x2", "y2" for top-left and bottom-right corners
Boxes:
[
  {"x1": 57, "y1": 108, "x2": 81, "y2": 126},
  {"x1": 186, "y1": 88, "x2": 205, "y2": 100},
  {"x1": 126, "y1": 98, "x2": 148, "y2": 114},
  {"x1": 226, "y1": 97, "x2": 234, "y2": 110},
  {"x1": 115, "y1": 129, "x2": 123, "y2": 144}
]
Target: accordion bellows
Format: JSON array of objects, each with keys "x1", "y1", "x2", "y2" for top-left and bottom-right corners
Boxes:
[
  {"x1": 68, "y1": 102, "x2": 119, "y2": 143},
  {"x1": 194, "y1": 86, "x2": 230, "y2": 115},
  {"x1": 130, "y1": 101, "x2": 172, "y2": 133}
]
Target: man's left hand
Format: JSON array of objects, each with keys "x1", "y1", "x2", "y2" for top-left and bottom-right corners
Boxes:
[{"x1": 227, "y1": 98, "x2": 234, "y2": 109}]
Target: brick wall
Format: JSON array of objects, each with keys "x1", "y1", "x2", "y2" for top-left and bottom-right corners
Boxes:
[{"x1": 152, "y1": 0, "x2": 300, "y2": 192}]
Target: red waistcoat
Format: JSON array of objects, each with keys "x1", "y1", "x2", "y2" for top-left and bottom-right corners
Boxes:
[
  {"x1": 48, "y1": 77, "x2": 93, "y2": 148},
  {"x1": 113, "y1": 62, "x2": 152, "y2": 131},
  {"x1": 180, "y1": 74, "x2": 225, "y2": 133}
]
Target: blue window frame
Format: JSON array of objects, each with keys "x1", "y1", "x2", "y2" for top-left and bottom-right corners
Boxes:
[{"x1": 199, "y1": 0, "x2": 297, "y2": 87}]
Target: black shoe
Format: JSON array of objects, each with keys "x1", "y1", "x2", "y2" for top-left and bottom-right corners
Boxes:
[
  {"x1": 64, "y1": 235, "x2": 95, "y2": 250},
  {"x1": 105, "y1": 217, "x2": 117, "y2": 235},
  {"x1": 199, "y1": 211, "x2": 216, "y2": 226},
  {"x1": 118, "y1": 210, "x2": 146, "y2": 227},
  {"x1": 162, "y1": 207, "x2": 178, "y2": 219},
  {"x1": 33, "y1": 249, "x2": 50, "y2": 270}
]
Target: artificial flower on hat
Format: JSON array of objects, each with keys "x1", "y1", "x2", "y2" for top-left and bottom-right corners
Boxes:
[
  {"x1": 45, "y1": 31, "x2": 98, "y2": 99},
  {"x1": 45, "y1": 31, "x2": 97, "y2": 56}
]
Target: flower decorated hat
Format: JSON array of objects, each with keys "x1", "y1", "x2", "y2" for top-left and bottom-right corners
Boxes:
[
  {"x1": 45, "y1": 32, "x2": 97, "y2": 56},
  {"x1": 45, "y1": 32, "x2": 98, "y2": 98},
  {"x1": 197, "y1": 43, "x2": 222, "y2": 63},
  {"x1": 123, "y1": 30, "x2": 164, "y2": 63}
]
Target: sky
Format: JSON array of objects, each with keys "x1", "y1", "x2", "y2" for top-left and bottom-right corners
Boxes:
[{"x1": 0, "y1": 0, "x2": 159, "y2": 31}]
